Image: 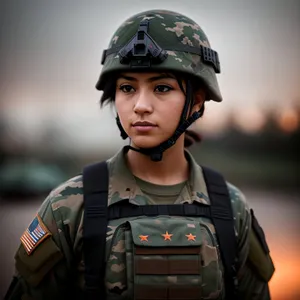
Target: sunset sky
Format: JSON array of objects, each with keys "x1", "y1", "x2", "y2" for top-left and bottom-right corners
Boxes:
[{"x1": 1, "y1": 0, "x2": 300, "y2": 146}]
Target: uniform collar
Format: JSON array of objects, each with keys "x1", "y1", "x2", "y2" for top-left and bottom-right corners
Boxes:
[{"x1": 107, "y1": 146, "x2": 210, "y2": 206}]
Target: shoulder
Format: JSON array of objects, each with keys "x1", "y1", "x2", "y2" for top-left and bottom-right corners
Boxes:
[
  {"x1": 226, "y1": 182, "x2": 251, "y2": 238},
  {"x1": 48, "y1": 174, "x2": 83, "y2": 202},
  {"x1": 226, "y1": 182, "x2": 249, "y2": 215},
  {"x1": 45, "y1": 174, "x2": 84, "y2": 226},
  {"x1": 35, "y1": 175, "x2": 84, "y2": 243}
]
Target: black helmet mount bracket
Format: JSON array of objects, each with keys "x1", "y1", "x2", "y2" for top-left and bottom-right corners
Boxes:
[{"x1": 118, "y1": 20, "x2": 168, "y2": 68}]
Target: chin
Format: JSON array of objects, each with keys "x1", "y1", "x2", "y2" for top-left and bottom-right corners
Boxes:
[{"x1": 131, "y1": 136, "x2": 164, "y2": 149}]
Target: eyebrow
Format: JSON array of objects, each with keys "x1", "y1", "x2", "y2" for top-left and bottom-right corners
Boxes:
[{"x1": 117, "y1": 74, "x2": 176, "y2": 82}]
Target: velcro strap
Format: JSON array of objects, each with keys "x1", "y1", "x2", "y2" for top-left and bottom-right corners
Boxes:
[
  {"x1": 135, "y1": 285, "x2": 201, "y2": 300},
  {"x1": 135, "y1": 247, "x2": 200, "y2": 255},
  {"x1": 135, "y1": 259, "x2": 200, "y2": 275}
]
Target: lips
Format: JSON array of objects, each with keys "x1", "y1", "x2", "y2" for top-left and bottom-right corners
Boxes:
[
  {"x1": 132, "y1": 121, "x2": 156, "y2": 127},
  {"x1": 132, "y1": 121, "x2": 157, "y2": 133}
]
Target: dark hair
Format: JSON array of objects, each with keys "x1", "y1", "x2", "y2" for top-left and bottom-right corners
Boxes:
[{"x1": 99, "y1": 72, "x2": 205, "y2": 147}]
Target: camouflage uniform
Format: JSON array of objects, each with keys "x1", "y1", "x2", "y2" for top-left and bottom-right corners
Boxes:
[
  {"x1": 7, "y1": 10, "x2": 274, "y2": 300},
  {"x1": 12, "y1": 148, "x2": 273, "y2": 300}
]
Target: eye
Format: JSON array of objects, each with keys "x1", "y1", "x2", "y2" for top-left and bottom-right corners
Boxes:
[
  {"x1": 155, "y1": 85, "x2": 174, "y2": 93},
  {"x1": 119, "y1": 84, "x2": 135, "y2": 93}
]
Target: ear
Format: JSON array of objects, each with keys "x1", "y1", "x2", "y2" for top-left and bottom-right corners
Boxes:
[{"x1": 191, "y1": 89, "x2": 205, "y2": 114}]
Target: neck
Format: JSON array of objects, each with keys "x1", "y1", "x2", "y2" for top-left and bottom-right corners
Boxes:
[{"x1": 126, "y1": 136, "x2": 189, "y2": 185}]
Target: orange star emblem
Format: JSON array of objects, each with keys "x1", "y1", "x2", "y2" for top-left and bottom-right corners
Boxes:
[
  {"x1": 139, "y1": 235, "x2": 149, "y2": 242},
  {"x1": 162, "y1": 231, "x2": 173, "y2": 241},
  {"x1": 186, "y1": 233, "x2": 196, "y2": 241}
]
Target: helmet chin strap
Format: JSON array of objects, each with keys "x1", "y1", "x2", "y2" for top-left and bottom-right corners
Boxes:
[{"x1": 116, "y1": 80, "x2": 202, "y2": 162}]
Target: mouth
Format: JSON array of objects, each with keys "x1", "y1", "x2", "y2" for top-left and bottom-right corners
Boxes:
[
  {"x1": 132, "y1": 121, "x2": 157, "y2": 127},
  {"x1": 132, "y1": 121, "x2": 157, "y2": 132}
]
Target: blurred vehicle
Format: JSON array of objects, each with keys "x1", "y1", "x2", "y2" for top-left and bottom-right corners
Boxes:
[{"x1": 0, "y1": 159, "x2": 66, "y2": 199}]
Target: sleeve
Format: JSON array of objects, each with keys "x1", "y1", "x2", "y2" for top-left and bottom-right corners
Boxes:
[
  {"x1": 227, "y1": 184, "x2": 275, "y2": 300},
  {"x1": 6, "y1": 180, "x2": 84, "y2": 300}
]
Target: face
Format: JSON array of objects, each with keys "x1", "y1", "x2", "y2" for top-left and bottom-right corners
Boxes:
[{"x1": 115, "y1": 72, "x2": 187, "y2": 149}]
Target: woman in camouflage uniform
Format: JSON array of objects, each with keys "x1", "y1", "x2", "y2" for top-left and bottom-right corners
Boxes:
[{"x1": 5, "y1": 9, "x2": 274, "y2": 300}]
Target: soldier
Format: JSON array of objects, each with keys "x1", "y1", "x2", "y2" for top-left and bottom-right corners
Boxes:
[{"x1": 4, "y1": 9, "x2": 274, "y2": 300}]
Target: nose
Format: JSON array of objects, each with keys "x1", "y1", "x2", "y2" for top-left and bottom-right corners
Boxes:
[{"x1": 133, "y1": 89, "x2": 154, "y2": 115}]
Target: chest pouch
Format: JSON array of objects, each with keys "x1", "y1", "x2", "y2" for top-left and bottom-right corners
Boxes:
[{"x1": 105, "y1": 216, "x2": 224, "y2": 300}]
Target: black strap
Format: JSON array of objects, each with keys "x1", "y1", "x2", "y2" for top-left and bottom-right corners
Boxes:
[
  {"x1": 83, "y1": 161, "x2": 109, "y2": 300},
  {"x1": 202, "y1": 166, "x2": 238, "y2": 300},
  {"x1": 107, "y1": 201, "x2": 232, "y2": 220}
]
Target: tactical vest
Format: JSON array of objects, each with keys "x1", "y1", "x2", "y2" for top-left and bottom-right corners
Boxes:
[{"x1": 83, "y1": 162, "x2": 238, "y2": 300}]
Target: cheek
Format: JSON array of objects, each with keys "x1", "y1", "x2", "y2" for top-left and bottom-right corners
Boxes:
[
  {"x1": 115, "y1": 95, "x2": 131, "y2": 128},
  {"x1": 164, "y1": 105, "x2": 183, "y2": 132},
  {"x1": 163, "y1": 96, "x2": 185, "y2": 124}
]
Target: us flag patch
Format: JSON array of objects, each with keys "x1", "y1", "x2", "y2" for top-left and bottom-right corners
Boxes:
[{"x1": 20, "y1": 215, "x2": 51, "y2": 255}]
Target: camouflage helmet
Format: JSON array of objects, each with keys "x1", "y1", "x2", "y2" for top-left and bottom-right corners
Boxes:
[{"x1": 96, "y1": 9, "x2": 222, "y2": 102}]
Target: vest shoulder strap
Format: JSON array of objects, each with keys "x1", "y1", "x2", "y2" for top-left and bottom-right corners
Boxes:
[
  {"x1": 202, "y1": 166, "x2": 238, "y2": 299},
  {"x1": 83, "y1": 161, "x2": 108, "y2": 300}
]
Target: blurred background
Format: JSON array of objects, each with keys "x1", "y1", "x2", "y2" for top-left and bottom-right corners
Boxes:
[{"x1": 0, "y1": 0, "x2": 299, "y2": 299}]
